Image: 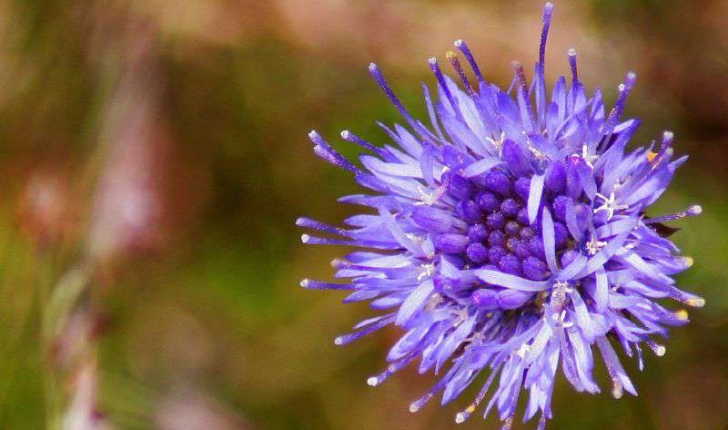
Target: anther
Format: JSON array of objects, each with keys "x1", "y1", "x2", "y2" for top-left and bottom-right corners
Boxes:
[
  {"x1": 647, "y1": 340, "x2": 666, "y2": 357},
  {"x1": 674, "y1": 309, "x2": 689, "y2": 321},
  {"x1": 685, "y1": 297, "x2": 705, "y2": 308},
  {"x1": 611, "y1": 380, "x2": 624, "y2": 399},
  {"x1": 594, "y1": 192, "x2": 629, "y2": 220}
]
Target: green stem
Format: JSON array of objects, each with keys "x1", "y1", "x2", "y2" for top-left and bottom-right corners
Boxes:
[
  {"x1": 37, "y1": 254, "x2": 60, "y2": 430},
  {"x1": 39, "y1": 260, "x2": 92, "y2": 430}
]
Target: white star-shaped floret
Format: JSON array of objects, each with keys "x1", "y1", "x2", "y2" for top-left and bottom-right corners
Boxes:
[
  {"x1": 417, "y1": 263, "x2": 436, "y2": 281},
  {"x1": 586, "y1": 234, "x2": 608, "y2": 255},
  {"x1": 594, "y1": 192, "x2": 629, "y2": 220},
  {"x1": 486, "y1": 131, "x2": 506, "y2": 151},
  {"x1": 406, "y1": 233, "x2": 425, "y2": 247},
  {"x1": 425, "y1": 293, "x2": 444, "y2": 311},
  {"x1": 550, "y1": 281, "x2": 573, "y2": 308},
  {"x1": 551, "y1": 309, "x2": 574, "y2": 328},
  {"x1": 450, "y1": 308, "x2": 470, "y2": 324},
  {"x1": 579, "y1": 144, "x2": 599, "y2": 168},
  {"x1": 514, "y1": 343, "x2": 531, "y2": 358},
  {"x1": 415, "y1": 185, "x2": 442, "y2": 206}
]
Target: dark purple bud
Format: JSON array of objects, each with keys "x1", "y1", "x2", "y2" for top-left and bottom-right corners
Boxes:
[
  {"x1": 552, "y1": 195, "x2": 571, "y2": 223},
  {"x1": 566, "y1": 156, "x2": 581, "y2": 199},
  {"x1": 447, "y1": 174, "x2": 475, "y2": 200},
  {"x1": 515, "y1": 177, "x2": 531, "y2": 200},
  {"x1": 466, "y1": 242, "x2": 489, "y2": 264},
  {"x1": 434, "y1": 233, "x2": 469, "y2": 254},
  {"x1": 467, "y1": 223, "x2": 488, "y2": 242},
  {"x1": 523, "y1": 256, "x2": 549, "y2": 281},
  {"x1": 498, "y1": 254, "x2": 522, "y2": 275},
  {"x1": 484, "y1": 169, "x2": 512, "y2": 196},
  {"x1": 497, "y1": 289, "x2": 533, "y2": 309},
  {"x1": 554, "y1": 222, "x2": 569, "y2": 249},
  {"x1": 500, "y1": 198, "x2": 523, "y2": 218},
  {"x1": 519, "y1": 226, "x2": 536, "y2": 240},
  {"x1": 513, "y1": 241, "x2": 531, "y2": 258},
  {"x1": 476, "y1": 191, "x2": 500, "y2": 212},
  {"x1": 502, "y1": 139, "x2": 529, "y2": 177},
  {"x1": 504, "y1": 220, "x2": 520, "y2": 236},
  {"x1": 560, "y1": 249, "x2": 579, "y2": 267},
  {"x1": 506, "y1": 236, "x2": 521, "y2": 252},
  {"x1": 471, "y1": 288, "x2": 498, "y2": 309},
  {"x1": 486, "y1": 212, "x2": 506, "y2": 230},
  {"x1": 488, "y1": 230, "x2": 505, "y2": 247},
  {"x1": 528, "y1": 237, "x2": 545, "y2": 259},
  {"x1": 516, "y1": 208, "x2": 530, "y2": 226},
  {"x1": 545, "y1": 161, "x2": 566, "y2": 195},
  {"x1": 412, "y1": 206, "x2": 453, "y2": 233},
  {"x1": 488, "y1": 246, "x2": 507, "y2": 265},
  {"x1": 457, "y1": 200, "x2": 482, "y2": 223}
]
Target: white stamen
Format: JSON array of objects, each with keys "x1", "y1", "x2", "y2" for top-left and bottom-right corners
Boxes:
[
  {"x1": 523, "y1": 132, "x2": 549, "y2": 160},
  {"x1": 578, "y1": 144, "x2": 599, "y2": 168},
  {"x1": 486, "y1": 131, "x2": 507, "y2": 151},
  {"x1": 417, "y1": 263, "x2": 436, "y2": 281},
  {"x1": 586, "y1": 235, "x2": 608, "y2": 255},
  {"x1": 515, "y1": 343, "x2": 531, "y2": 358},
  {"x1": 594, "y1": 192, "x2": 629, "y2": 220},
  {"x1": 415, "y1": 186, "x2": 437, "y2": 206},
  {"x1": 426, "y1": 293, "x2": 444, "y2": 311},
  {"x1": 551, "y1": 281, "x2": 572, "y2": 308},
  {"x1": 406, "y1": 233, "x2": 425, "y2": 247},
  {"x1": 450, "y1": 308, "x2": 470, "y2": 324}
]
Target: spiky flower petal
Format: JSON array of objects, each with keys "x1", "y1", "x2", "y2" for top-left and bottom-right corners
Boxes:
[{"x1": 298, "y1": 4, "x2": 702, "y2": 428}]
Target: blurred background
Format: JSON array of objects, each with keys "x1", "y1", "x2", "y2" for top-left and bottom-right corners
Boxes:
[{"x1": 0, "y1": 0, "x2": 725, "y2": 429}]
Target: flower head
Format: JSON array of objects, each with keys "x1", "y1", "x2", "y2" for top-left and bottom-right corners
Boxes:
[{"x1": 298, "y1": 3, "x2": 703, "y2": 428}]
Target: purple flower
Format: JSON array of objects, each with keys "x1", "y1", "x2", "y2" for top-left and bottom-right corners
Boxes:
[{"x1": 297, "y1": 3, "x2": 703, "y2": 428}]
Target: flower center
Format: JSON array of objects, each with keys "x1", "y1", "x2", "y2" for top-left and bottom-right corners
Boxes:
[{"x1": 434, "y1": 169, "x2": 570, "y2": 282}]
